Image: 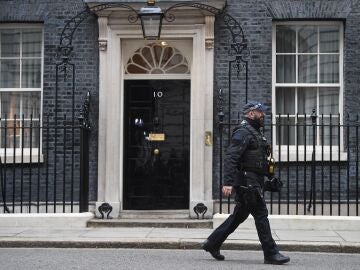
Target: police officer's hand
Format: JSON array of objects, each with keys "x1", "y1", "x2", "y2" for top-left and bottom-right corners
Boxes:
[{"x1": 222, "y1": 186, "x2": 233, "y2": 196}]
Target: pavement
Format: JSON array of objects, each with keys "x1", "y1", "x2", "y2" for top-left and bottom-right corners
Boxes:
[{"x1": 0, "y1": 225, "x2": 359, "y2": 253}]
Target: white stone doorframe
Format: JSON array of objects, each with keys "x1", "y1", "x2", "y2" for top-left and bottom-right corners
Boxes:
[{"x1": 94, "y1": 14, "x2": 216, "y2": 219}]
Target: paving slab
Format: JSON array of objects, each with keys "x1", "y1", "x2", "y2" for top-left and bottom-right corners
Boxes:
[
  {"x1": 81, "y1": 228, "x2": 153, "y2": 238},
  {"x1": 148, "y1": 228, "x2": 212, "y2": 239},
  {"x1": 0, "y1": 227, "x2": 29, "y2": 237},
  {"x1": 335, "y1": 231, "x2": 360, "y2": 242},
  {"x1": 13, "y1": 228, "x2": 90, "y2": 238},
  {"x1": 228, "y1": 230, "x2": 279, "y2": 241},
  {"x1": 274, "y1": 229, "x2": 343, "y2": 242}
]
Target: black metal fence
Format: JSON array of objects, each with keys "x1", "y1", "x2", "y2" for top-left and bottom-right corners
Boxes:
[
  {"x1": 0, "y1": 98, "x2": 90, "y2": 214},
  {"x1": 218, "y1": 111, "x2": 360, "y2": 216}
]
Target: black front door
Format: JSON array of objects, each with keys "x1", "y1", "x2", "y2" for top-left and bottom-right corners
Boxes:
[{"x1": 123, "y1": 80, "x2": 190, "y2": 210}]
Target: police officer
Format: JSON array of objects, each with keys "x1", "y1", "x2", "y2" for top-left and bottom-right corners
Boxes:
[{"x1": 202, "y1": 101, "x2": 290, "y2": 265}]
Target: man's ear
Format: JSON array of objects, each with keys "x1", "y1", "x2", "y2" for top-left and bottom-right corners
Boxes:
[{"x1": 247, "y1": 111, "x2": 255, "y2": 119}]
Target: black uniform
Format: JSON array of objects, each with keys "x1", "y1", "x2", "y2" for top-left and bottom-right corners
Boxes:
[{"x1": 206, "y1": 118, "x2": 279, "y2": 257}]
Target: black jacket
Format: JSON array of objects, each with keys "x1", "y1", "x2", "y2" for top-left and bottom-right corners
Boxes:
[{"x1": 223, "y1": 119, "x2": 269, "y2": 188}]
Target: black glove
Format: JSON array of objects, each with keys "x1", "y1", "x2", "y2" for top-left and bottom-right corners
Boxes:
[{"x1": 263, "y1": 177, "x2": 283, "y2": 192}]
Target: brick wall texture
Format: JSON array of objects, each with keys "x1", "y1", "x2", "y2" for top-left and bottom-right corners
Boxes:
[
  {"x1": 213, "y1": 0, "x2": 360, "y2": 203},
  {"x1": 0, "y1": 0, "x2": 99, "y2": 209},
  {"x1": 1, "y1": 0, "x2": 359, "y2": 211}
]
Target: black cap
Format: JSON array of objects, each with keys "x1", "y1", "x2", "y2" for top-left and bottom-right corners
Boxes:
[{"x1": 243, "y1": 101, "x2": 267, "y2": 114}]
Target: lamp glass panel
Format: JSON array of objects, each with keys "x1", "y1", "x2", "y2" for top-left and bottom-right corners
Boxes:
[{"x1": 142, "y1": 15, "x2": 161, "y2": 38}]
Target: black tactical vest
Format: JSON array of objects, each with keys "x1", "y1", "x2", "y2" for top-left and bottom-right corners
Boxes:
[{"x1": 237, "y1": 120, "x2": 270, "y2": 175}]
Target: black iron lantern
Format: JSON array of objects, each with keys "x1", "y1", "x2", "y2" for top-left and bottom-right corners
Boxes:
[{"x1": 138, "y1": 1, "x2": 164, "y2": 40}]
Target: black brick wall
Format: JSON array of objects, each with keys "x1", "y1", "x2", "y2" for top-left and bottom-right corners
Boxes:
[
  {"x1": 0, "y1": 0, "x2": 99, "y2": 207},
  {"x1": 213, "y1": 0, "x2": 360, "y2": 200},
  {"x1": 1, "y1": 0, "x2": 359, "y2": 209}
]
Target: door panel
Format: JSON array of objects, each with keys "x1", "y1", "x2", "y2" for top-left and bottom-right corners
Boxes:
[{"x1": 124, "y1": 80, "x2": 190, "y2": 210}]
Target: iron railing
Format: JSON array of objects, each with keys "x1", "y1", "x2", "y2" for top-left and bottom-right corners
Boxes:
[
  {"x1": 218, "y1": 111, "x2": 360, "y2": 216},
  {"x1": 0, "y1": 104, "x2": 90, "y2": 214}
]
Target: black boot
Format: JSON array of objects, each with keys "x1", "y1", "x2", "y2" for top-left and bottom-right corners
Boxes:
[
  {"x1": 264, "y1": 253, "x2": 290, "y2": 264},
  {"x1": 201, "y1": 240, "x2": 225, "y2": 261}
]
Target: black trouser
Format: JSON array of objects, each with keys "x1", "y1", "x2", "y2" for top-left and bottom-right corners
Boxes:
[{"x1": 207, "y1": 187, "x2": 279, "y2": 257}]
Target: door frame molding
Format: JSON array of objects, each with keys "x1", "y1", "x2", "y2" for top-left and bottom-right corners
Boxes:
[{"x1": 95, "y1": 16, "x2": 215, "y2": 218}]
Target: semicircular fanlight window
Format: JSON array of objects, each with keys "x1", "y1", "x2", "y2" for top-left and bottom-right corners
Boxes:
[{"x1": 126, "y1": 43, "x2": 190, "y2": 74}]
